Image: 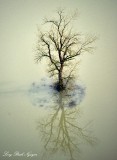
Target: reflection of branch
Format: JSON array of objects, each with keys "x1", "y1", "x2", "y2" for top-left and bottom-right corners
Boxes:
[{"x1": 37, "y1": 92, "x2": 96, "y2": 160}]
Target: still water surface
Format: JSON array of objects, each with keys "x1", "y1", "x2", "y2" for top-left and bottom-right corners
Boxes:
[{"x1": 0, "y1": 74, "x2": 117, "y2": 160}]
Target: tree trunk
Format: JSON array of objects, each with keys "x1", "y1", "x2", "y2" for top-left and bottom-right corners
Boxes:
[{"x1": 58, "y1": 64, "x2": 64, "y2": 91}]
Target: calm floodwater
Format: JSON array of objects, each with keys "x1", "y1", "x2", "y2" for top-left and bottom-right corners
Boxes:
[{"x1": 0, "y1": 74, "x2": 117, "y2": 160}]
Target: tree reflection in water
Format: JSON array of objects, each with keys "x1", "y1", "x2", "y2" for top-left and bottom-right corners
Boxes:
[{"x1": 36, "y1": 90, "x2": 97, "y2": 160}]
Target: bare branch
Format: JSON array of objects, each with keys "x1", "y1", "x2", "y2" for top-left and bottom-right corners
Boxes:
[
  {"x1": 35, "y1": 9, "x2": 97, "y2": 91},
  {"x1": 38, "y1": 33, "x2": 60, "y2": 71},
  {"x1": 64, "y1": 36, "x2": 97, "y2": 61}
]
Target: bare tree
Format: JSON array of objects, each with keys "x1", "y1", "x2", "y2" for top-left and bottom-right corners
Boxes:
[{"x1": 35, "y1": 9, "x2": 96, "y2": 91}]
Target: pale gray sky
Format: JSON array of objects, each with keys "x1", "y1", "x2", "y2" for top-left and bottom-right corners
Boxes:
[{"x1": 0, "y1": 0, "x2": 117, "y2": 86}]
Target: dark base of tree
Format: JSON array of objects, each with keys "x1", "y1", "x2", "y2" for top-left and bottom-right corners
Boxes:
[{"x1": 53, "y1": 82, "x2": 66, "y2": 92}]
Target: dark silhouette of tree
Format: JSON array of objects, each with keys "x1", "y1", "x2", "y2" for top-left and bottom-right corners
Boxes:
[{"x1": 35, "y1": 9, "x2": 96, "y2": 91}]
